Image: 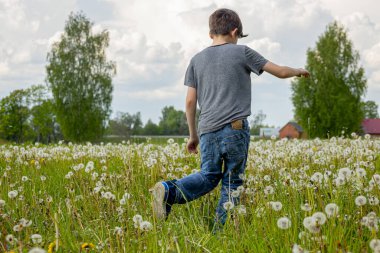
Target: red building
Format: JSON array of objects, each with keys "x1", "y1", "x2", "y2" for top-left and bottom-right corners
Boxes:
[
  {"x1": 362, "y1": 119, "x2": 380, "y2": 137},
  {"x1": 279, "y1": 122, "x2": 306, "y2": 139}
]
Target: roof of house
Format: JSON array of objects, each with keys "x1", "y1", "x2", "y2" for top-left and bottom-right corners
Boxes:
[
  {"x1": 280, "y1": 122, "x2": 303, "y2": 133},
  {"x1": 362, "y1": 118, "x2": 380, "y2": 134}
]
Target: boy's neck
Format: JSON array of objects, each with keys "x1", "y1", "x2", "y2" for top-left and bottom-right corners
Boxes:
[{"x1": 211, "y1": 35, "x2": 237, "y2": 46}]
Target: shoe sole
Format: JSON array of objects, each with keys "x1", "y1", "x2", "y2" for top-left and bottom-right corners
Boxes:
[{"x1": 150, "y1": 182, "x2": 166, "y2": 220}]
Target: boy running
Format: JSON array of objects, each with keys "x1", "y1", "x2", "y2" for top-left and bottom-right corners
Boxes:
[{"x1": 151, "y1": 8, "x2": 309, "y2": 226}]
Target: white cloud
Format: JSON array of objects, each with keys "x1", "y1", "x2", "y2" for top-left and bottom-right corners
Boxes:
[
  {"x1": 339, "y1": 12, "x2": 380, "y2": 51},
  {"x1": 364, "y1": 43, "x2": 380, "y2": 68},
  {"x1": 247, "y1": 38, "x2": 281, "y2": 58},
  {"x1": 0, "y1": 62, "x2": 9, "y2": 75},
  {"x1": 0, "y1": 0, "x2": 26, "y2": 28},
  {"x1": 126, "y1": 83, "x2": 186, "y2": 101}
]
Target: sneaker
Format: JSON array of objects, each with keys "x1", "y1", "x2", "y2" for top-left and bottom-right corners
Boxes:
[{"x1": 150, "y1": 182, "x2": 171, "y2": 220}]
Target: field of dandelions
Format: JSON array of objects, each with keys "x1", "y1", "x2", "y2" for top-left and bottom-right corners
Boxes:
[{"x1": 1, "y1": 134, "x2": 380, "y2": 253}]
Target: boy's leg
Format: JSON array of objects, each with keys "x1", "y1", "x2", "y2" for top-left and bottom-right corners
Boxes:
[
  {"x1": 215, "y1": 121, "x2": 250, "y2": 225},
  {"x1": 152, "y1": 132, "x2": 223, "y2": 219},
  {"x1": 173, "y1": 132, "x2": 223, "y2": 203}
]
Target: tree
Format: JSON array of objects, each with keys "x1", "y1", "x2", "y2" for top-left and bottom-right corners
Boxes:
[
  {"x1": 291, "y1": 22, "x2": 367, "y2": 138},
  {"x1": 0, "y1": 89, "x2": 31, "y2": 142},
  {"x1": 46, "y1": 12, "x2": 116, "y2": 142},
  {"x1": 158, "y1": 106, "x2": 188, "y2": 135},
  {"x1": 362, "y1": 101, "x2": 379, "y2": 118},
  {"x1": 107, "y1": 112, "x2": 143, "y2": 137},
  {"x1": 26, "y1": 85, "x2": 59, "y2": 143},
  {"x1": 143, "y1": 119, "x2": 161, "y2": 135},
  {"x1": 250, "y1": 110, "x2": 267, "y2": 135},
  {"x1": 30, "y1": 99, "x2": 57, "y2": 143}
]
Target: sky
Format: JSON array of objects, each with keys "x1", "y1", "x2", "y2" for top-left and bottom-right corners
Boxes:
[{"x1": 0, "y1": 0, "x2": 379, "y2": 127}]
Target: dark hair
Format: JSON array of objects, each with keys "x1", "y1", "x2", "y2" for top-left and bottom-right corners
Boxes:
[{"x1": 209, "y1": 8, "x2": 247, "y2": 38}]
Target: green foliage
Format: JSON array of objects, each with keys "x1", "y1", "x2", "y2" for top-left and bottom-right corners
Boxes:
[
  {"x1": 0, "y1": 89, "x2": 31, "y2": 143},
  {"x1": 158, "y1": 106, "x2": 188, "y2": 135},
  {"x1": 291, "y1": 22, "x2": 367, "y2": 138},
  {"x1": 46, "y1": 12, "x2": 116, "y2": 142},
  {"x1": 0, "y1": 85, "x2": 60, "y2": 143},
  {"x1": 361, "y1": 100, "x2": 379, "y2": 118},
  {"x1": 142, "y1": 119, "x2": 161, "y2": 135},
  {"x1": 30, "y1": 99, "x2": 58, "y2": 143},
  {"x1": 107, "y1": 112, "x2": 143, "y2": 137}
]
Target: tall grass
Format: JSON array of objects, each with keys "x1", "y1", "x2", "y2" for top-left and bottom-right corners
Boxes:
[{"x1": 0, "y1": 136, "x2": 379, "y2": 252}]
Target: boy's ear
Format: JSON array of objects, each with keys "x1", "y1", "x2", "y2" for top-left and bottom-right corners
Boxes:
[
  {"x1": 209, "y1": 33, "x2": 214, "y2": 39},
  {"x1": 230, "y1": 28, "x2": 238, "y2": 38}
]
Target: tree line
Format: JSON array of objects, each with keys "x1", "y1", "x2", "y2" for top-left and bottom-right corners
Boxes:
[{"x1": 0, "y1": 85, "x2": 190, "y2": 143}]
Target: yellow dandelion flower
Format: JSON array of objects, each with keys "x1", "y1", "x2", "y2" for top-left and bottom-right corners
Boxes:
[
  {"x1": 30, "y1": 159, "x2": 35, "y2": 165},
  {"x1": 81, "y1": 242, "x2": 95, "y2": 251},
  {"x1": 48, "y1": 241, "x2": 56, "y2": 253}
]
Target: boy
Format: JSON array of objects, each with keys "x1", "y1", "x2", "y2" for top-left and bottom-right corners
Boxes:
[{"x1": 151, "y1": 8, "x2": 309, "y2": 226}]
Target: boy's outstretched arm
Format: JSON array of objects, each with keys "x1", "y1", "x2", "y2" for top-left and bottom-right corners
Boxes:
[
  {"x1": 186, "y1": 87, "x2": 199, "y2": 154},
  {"x1": 262, "y1": 61, "x2": 310, "y2": 78}
]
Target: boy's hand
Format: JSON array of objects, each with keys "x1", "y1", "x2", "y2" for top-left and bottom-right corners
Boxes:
[
  {"x1": 297, "y1": 68, "x2": 310, "y2": 78},
  {"x1": 187, "y1": 136, "x2": 199, "y2": 154}
]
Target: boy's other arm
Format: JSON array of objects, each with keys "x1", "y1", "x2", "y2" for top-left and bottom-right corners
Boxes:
[
  {"x1": 186, "y1": 87, "x2": 199, "y2": 154},
  {"x1": 262, "y1": 61, "x2": 310, "y2": 79}
]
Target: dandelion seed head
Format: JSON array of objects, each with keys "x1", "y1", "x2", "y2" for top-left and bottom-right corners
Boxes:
[
  {"x1": 269, "y1": 201, "x2": 283, "y2": 211},
  {"x1": 338, "y1": 167, "x2": 352, "y2": 180},
  {"x1": 119, "y1": 198, "x2": 126, "y2": 205},
  {"x1": 31, "y1": 234, "x2": 43, "y2": 244},
  {"x1": 139, "y1": 221, "x2": 153, "y2": 231},
  {"x1": 19, "y1": 218, "x2": 32, "y2": 227},
  {"x1": 114, "y1": 226, "x2": 123, "y2": 236},
  {"x1": 28, "y1": 247, "x2": 46, "y2": 253},
  {"x1": 370, "y1": 239, "x2": 380, "y2": 250},
  {"x1": 46, "y1": 196, "x2": 53, "y2": 203},
  {"x1": 292, "y1": 243, "x2": 306, "y2": 253},
  {"x1": 301, "y1": 203, "x2": 312, "y2": 212},
  {"x1": 368, "y1": 196, "x2": 379, "y2": 206},
  {"x1": 277, "y1": 217, "x2": 291, "y2": 229},
  {"x1": 263, "y1": 175, "x2": 271, "y2": 181},
  {"x1": 237, "y1": 185, "x2": 245, "y2": 193},
  {"x1": 237, "y1": 205, "x2": 247, "y2": 215},
  {"x1": 133, "y1": 214, "x2": 143, "y2": 224},
  {"x1": 8, "y1": 190, "x2": 18, "y2": 199},
  {"x1": 223, "y1": 201, "x2": 234, "y2": 211},
  {"x1": 5, "y1": 234, "x2": 17, "y2": 245},
  {"x1": 355, "y1": 195, "x2": 367, "y2": 206},
  {"x1": 325, "y1": 203, "x2": 339, "y2": 218},
  {"x1": 13, "y1": 224, "x2": 23, "y2": 232},
  {"x1": 312, "y1": 212, "x2": 327, "y2": 225},
  {"x1": 264, "y1": 185, "x2": 274, "y2": 195},
  {"x1": 231, "y1": 190, "x2": 240, "y2": 198},
  {"x1": 303, "y1": 216, "x2": 320, "y2": 234}
]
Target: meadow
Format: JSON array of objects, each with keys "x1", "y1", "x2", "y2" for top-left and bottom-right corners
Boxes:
[{"x1": 0, "y1": 135, "x2": 380, "y2": 252}]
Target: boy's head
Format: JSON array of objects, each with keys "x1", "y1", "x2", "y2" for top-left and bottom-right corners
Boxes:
[{"x1": 209, "y1": 8, "x2": 248, "y2": 39}]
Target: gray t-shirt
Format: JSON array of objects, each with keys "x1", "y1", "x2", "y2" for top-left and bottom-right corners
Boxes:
[{"x1": 184, "y1": 43, "x2": 268, "y2": 135}]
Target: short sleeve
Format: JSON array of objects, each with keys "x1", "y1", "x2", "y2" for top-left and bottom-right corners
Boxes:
[
  {"x1": 245, "y1": 46, "x2": 268, "y2": 76},
  {"x1": 184, "y1": 59, "x2": 196, "y2": 88}
]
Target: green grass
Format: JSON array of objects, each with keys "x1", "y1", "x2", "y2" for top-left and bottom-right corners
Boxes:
[{"x1": 0, "y1": 137, "x2": 379, "y2": 252}]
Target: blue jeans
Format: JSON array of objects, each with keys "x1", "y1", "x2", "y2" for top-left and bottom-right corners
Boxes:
[{"x1": 166, "y1": 119, "x2": 250, "y2": 225}]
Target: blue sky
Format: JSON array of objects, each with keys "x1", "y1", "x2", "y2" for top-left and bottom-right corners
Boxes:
[{"x1": 0, "y1": 0, "x2": 379, "y2": 127}]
